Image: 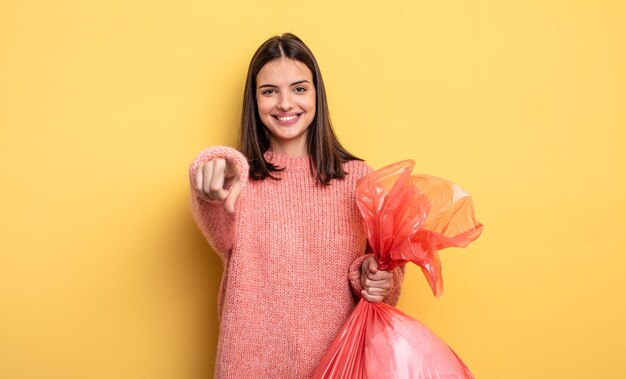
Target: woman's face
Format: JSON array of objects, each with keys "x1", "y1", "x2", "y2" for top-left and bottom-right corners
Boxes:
[{"x1": 255, "y1": 57, "x2": 316, "y2": 156}]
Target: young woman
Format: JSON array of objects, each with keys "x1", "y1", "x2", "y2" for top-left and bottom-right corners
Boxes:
[{"x1": 189, "y1": 33, "x2": 404, "y2": 378}]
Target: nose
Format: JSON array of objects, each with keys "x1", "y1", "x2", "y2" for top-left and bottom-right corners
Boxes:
[{"x1": 277, "y1": 93, "x2": 294, "y2": 111}]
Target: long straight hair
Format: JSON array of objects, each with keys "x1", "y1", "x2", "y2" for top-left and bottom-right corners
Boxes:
[{"x1": 239, "y1": 33, "x2": 362, "y2": 185}]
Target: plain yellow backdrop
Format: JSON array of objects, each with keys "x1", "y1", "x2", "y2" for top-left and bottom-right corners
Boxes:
[{"x1": 1, "y1": 1, "x2": 625, "y2": 378}]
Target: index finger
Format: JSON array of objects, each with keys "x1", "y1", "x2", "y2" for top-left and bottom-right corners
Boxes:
[
  {"x1": 224, "y1": 180, "x2": 242, "y2": 214},
  {"x1": 223, "y1": 155, "x2": 242, "y2": 177},
  {"x1": 367, "y1": 268, "x2": 392, "y2": 281}
]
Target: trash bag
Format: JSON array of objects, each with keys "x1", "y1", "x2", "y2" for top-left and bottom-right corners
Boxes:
[{"x1": 313, "y1": 160, "x2": 483, "y2": 379}]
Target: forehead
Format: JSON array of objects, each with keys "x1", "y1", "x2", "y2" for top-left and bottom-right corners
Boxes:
[{"x1": 256, "y1": 58, "x2": 313, "y2": 84}]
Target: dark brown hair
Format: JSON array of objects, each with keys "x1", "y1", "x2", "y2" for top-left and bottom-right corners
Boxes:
[{"x1": 239, "y1": 33, "x2": 362, "y2": 185}]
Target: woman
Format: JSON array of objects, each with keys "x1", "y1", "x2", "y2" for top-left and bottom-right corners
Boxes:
[{"x1": 189, "y1": 33, "x2": 404, "y2": 378}]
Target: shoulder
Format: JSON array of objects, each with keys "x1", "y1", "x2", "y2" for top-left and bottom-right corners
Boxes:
[{"x1": 342, "y1": 159, "x2": 373, "y2": 181}]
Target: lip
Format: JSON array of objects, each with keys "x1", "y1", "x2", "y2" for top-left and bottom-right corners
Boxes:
[{"x1": 272, "y1": 112, "x2": 303, "y2": 126}]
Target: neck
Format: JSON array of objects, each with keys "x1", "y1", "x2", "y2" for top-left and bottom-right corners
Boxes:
[{"x1": 268, "y1": 139, "x2": 308, "y2": 157}]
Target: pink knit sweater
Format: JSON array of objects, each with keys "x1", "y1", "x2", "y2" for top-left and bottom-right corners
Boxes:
[{"x1": 189, "y1": 146, "x2": 403, "y2": 378}]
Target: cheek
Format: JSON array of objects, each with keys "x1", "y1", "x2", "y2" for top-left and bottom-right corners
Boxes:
[
  {"x1": 307, "y1": 96, "x2": 316, "y2": 118},
  {"x1": 256, "y1": 100, "x2": 275, "y2": 129},
  {"x1": 256, "y1": 97, "x2": 269, "y2": 114},
  {"x1": 256, "y1": 98, "x2": 274, "y2": 124}
]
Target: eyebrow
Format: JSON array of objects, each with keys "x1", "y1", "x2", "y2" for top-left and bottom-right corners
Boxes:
[{"x1": 258, "y1": 80, "x2": 311, "y2": 89}]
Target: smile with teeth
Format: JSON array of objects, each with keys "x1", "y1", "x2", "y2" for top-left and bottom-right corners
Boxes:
[{"x1": 274, "y1": 113, "x2": 302, "y2": 122}]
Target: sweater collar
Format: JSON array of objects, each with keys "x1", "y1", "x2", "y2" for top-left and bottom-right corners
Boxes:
[{"x1": 263, "y1": 150, "x2": 311, "y2": 171}]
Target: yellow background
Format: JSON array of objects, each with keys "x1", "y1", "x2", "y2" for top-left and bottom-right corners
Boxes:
[{"x1": 1, "y1": 0, "x2": 625, "y2": 378}]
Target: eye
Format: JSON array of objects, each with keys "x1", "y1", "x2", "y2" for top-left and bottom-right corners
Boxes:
[
  {"x1": 260, "y1": 88, "x2": 277, "y2": 95},
  {"x1": 294, "y1": 86, "x2": 308, "y2": 94}
]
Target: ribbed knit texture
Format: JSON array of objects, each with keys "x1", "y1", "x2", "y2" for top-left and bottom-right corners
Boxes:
[{"x1": 189, "y1": 146, "x2": 403, "y2": 379}]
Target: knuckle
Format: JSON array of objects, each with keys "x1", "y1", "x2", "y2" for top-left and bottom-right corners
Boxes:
[
  {"x1": 214, "y1": 158, "x2": 226, "y2": 168},
  {"x1": 203, "y1": 184, "x2": 212, "y2": 196}
]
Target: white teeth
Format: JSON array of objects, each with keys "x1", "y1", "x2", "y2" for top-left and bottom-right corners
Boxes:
[{"x1": 276, "y1": 114, "x2": 299, "y2": 121}]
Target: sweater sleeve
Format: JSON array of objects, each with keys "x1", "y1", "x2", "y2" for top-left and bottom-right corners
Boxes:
[
  {"x1": 189, "y1": 146, "x2": 249, "y2": 258},
  {"x1": 348, "y1": 254, "x2": 405, "y2": 306}
]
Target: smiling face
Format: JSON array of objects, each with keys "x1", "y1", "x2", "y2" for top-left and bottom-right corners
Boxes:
[{"x1": 255, "y1": 57, "x2": 316, "y2": 156}]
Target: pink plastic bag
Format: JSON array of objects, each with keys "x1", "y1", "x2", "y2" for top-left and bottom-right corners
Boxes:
[{"x1": 313, "y1": 160, "x2": 483, "y2": 379}]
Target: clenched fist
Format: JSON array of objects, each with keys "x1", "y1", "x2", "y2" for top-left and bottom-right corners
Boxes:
[
  {"x1": 360, "y1": 256, "x2": 393, "y2": 303},
  {"x1": 194, "y1": 156, "x2": 243, "y2": 214}
]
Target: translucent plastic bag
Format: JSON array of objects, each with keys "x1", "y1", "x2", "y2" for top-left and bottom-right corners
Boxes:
[{"x1": 313, "y1": 160, "x2": 483, "y2": 379}]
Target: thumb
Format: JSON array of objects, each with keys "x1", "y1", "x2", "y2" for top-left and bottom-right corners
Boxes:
[{"x1": 367, "y1": 256, "x2": 378, "y2": 274}]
